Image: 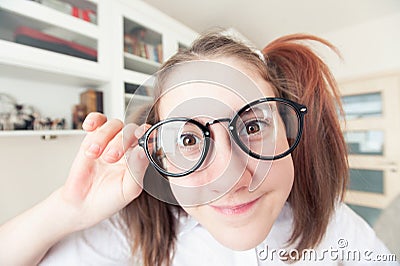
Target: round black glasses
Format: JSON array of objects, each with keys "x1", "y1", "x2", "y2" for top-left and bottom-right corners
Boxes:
[{"x1": 138, "y1": 97, "x2": 307, "y2": 177}]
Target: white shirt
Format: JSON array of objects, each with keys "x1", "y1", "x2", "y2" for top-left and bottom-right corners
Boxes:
[{"x1": 40, "y1": 203, "x2": 398, "y2": 265}]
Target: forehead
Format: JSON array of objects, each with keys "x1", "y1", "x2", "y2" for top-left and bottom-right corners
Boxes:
[{"x1": 157, "y1": 59, "x2": 275, "y2": 119}]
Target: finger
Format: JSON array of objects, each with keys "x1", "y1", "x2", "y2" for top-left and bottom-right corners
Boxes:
[
  {"x1": 102, "y1": 123, "x2": 139, "y2": 163},
  {"x1": 134, "y1": 123, "x2": 152, "y2": 139},
  {"x1": 123, "y1": 145, "x2": 149, "y2": 201},
  {"x1": 63, "y1": 119, "x2": 124, "y2": 202},
  {"x1": 82, "y1": 112, "x2": 107, "y2": 132},
  {"x1": 82, "y1": 119, "x2": 124, "y2": 159},
  {"x1": 63, "y1": 147, "x2": 95, "y2": 203}
]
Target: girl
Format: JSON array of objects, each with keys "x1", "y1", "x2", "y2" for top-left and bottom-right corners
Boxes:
[{"x1": 0, "y1": 31, "x2": 396, "y2": 265}]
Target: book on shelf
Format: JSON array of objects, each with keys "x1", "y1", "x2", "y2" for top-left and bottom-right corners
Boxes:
[
  {"x1": 28, "y1": 0, "x2": 97, "y2": 24},
  {"x1": 80, "y1": 89, "x2": 103, "y2": 115},
  {"x1": 14, "y1": 26, "x2": 97, "y2": 61},
  {"x1": 72, "y1": 104, "x2": 86, "y2": 130},
  {"x1": 74, "y1": 89, "x2": 102, "y2": 129},
  {"x1": 124, "y1": 34, "x2": 162, "y2": 63}
]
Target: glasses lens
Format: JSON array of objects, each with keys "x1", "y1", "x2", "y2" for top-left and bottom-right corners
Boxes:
[
  {"x1": 275, "y1": 101, "x2": 300, "y2": 155},
  {"x1": 235, "y1": 100, "x2": 299, "y2": 158},
  {"x1": 147, "y1": 120, "x2": 206, "y2": 175}
]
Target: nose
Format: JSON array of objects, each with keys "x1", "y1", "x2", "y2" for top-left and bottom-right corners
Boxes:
[
  {"x1": 205, "y1": 117, "x2": 233, "y2": 160},
  {"x1": 208, "y1": 120, "x2": 232, "y2": 159},
  {"x1": 201, "y1": 121, "x2": 251, "y2": 193},
  {"x1": 169, "y1": 120, "x2": 260, "y2": 206}
]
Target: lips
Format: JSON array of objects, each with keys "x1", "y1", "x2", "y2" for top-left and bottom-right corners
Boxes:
[{"x1": 210, "y1": 197, "x2": 260, "y2": 215}]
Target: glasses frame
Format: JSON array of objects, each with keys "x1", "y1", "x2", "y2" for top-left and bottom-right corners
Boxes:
[{"x1": 138, "y1": 97, "x2": 307, "y2": 177}]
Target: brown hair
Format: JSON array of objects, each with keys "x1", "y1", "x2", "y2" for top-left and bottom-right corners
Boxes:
[
  {"x1": 262, "y1": 34, "x2": 348, "y2": 252},
  {"x1": 121, "y1": 31, "x2": 348, "y2": 265}
]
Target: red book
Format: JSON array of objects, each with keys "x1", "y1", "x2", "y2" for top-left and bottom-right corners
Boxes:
[{"x1": 15, "y1": 26, "x2": 97, "y2": 61}]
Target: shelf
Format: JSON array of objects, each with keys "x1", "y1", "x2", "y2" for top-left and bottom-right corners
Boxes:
[
  {"x1": 125, "y1": 93, "x2": 153, "y2": 109},
  {"x1": 0, "y1": 130, "x2": 86, "y2": 138},
  {"x1": 122, "y1": 69, "x2": 152, "y2": 85},
  {"x1": 124, "y1": 52, "x2": 160, "y2": 75},
  {"x1": 62, "y1": 0, "x2": 97, "y2": 12},
  {"x1": 0, "y1": 40, "x2": 107, "y2": 86},
  {"x1": 125, "y1": 93, "x2": 153, "y2": 102},
  {"x1": 0, "y1": 0, "x2": 99, "y2": 40},
  {"x1": 178, "y1": 42, "x2": 189, "y2": 51}
]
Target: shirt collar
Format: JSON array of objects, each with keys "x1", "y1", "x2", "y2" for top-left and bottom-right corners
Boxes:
[{"x1": 177, "y1": 213, "x2": 200, "y2": 237}]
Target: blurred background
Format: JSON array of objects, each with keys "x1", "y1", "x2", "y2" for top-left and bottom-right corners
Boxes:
[{"x1": 0, "y1": 0, "x2": 399, "y2": 258}]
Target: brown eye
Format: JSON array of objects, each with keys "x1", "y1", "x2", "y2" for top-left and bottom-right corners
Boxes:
[
  {"x1": 246, "y1": 122, "x2": 260, "y2": 134},
  {"x1": 181, "y1": 134, "x2": 197, "y2": 146}
]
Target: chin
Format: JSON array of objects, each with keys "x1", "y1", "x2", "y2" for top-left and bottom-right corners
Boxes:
[
  {"x1": 185, "y1": 190, "x2": 289, "y2": 251},
  {"x1": 207, "y1": 220, "x2": 274, "y2": 251}
]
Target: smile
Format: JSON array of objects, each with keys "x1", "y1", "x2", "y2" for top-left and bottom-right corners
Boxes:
[{"x1": 210, "y1": 197, "x2": 261, "y2": 215}]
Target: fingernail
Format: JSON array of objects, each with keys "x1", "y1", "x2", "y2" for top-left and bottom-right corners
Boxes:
[
  {"x1": 134, "y1": 127, "x2": 142, "y2": 138},
  {"x1": 85, "y1": 143, "x2": 100, "y2": 158},
  {"x1": 83, "y1": 119, "x2": 94, "y2": 129}
]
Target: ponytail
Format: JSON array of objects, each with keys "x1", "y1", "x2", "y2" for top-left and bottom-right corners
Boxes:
[{"x1": 262, "y1": 34, "x2": 348, "y2": 252}]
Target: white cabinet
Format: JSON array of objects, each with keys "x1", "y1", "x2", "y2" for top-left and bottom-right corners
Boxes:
[
  {"x1": 0, "y1": 0, "x2": 197, "y2": 224},
  {"x1": 0, "y1": 0, "x2": 197, "y2": 136}
]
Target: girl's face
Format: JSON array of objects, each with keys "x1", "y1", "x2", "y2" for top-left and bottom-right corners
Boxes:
[{"x1": 157, "y1": 57, "x2": 294, "y2": 250}]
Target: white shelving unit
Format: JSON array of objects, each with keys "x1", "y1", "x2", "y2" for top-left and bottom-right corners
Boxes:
[
  {"x1": 123, "y1": 52, "x2": 161, "y2": 75},
  {"x1": 0, "y1": 0, "x2": 198, "y2": 138},
  {"x1": 110, "y1": 0, "x2": 197, "y2": 121},
  {"x1": 0, "y1": 39, "x2": 106, "y2": 83},
  {"x1": 122, "y1": 69, "x2": 151, "y2": 86},
  {"x1": 0, "y1": 0, "x2": 99, "y2": 40},
  {"x1": 0, "y1": 0, "x2": 198, "y2": 225},
  {"x1": 0, "y1": 129, "x2": 85, "y2": 138},
  {"x1": 0, "y1": 0, "x2": 105, "y2": 137}
]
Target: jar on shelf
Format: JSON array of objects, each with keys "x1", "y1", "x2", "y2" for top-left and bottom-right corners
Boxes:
[
  {"x1": 9, "y1": 104, "x2": 37, "y2": 130},
  {"x1": 0, "y1": 93, "x2": 16, "y2": 131}
]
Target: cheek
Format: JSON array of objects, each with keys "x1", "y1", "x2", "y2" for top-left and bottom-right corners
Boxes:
[
  {"x1": 275, "y1": 118, "x2": 291, "y2": 151},
  {"x1": 245, "y1": 153, "x2": 294, "y2": 196},
  {"x1": 180, "y1": 156, "x2": 295, "y2": 251},
  {"x1": 168, "y1": 171, "x2": 213, "y2": 187},
  {"x1": 263, "y1": 155, "x2": 294, "y2": 195},
  {"x1": 168, "y1": 165, "x2": 242, "y2": 206}
]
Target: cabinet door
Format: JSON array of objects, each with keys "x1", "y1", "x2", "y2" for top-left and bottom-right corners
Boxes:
[{"x1": 341, "y1": 75, "x2": 400, "y2": 226}]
